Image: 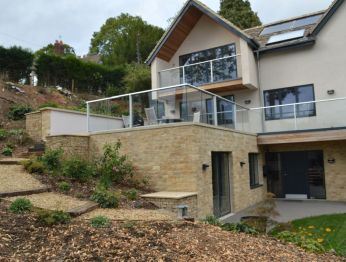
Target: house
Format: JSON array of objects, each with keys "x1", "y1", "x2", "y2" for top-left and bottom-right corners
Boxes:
[{"x1": 33, "y1": 0, "x2": 346, "y2": 219}]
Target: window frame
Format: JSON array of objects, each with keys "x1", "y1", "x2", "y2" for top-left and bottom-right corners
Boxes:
[
  {"x1": 249, "y1": 153, "x2": 261, "y2": 189},
  {"x1": 263, "y1": 84, "x2": 316, "y2": 121}
]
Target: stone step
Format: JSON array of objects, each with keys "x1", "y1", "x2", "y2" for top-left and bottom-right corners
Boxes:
[
  {"x1": 67, "y1": 202, "x2": 99, "y2": 217},
  {"x1": 0, "y1": 158, "x2": 29, "y2": 165}
]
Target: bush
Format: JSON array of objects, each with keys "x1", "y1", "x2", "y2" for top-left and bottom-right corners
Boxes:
[
  {"x1": 9, "y1": 198, "x2": 32, "y2": 213},
  {"x1": 36, "y1": 210, "x2": 71, "y2": 226},
  {"x1": 62, "y1": 157, "x2": 94, "y2": 182},
  {"x1": 41, "y1": 148, "x2": 63, "y2": 171},
  {"x1": 97, "y1": 142, "x2": 134, "y2": 184},
  {"x1": 23, "y1": 160, "x2": 45, "y2": 174},
  {"x1": 124, "y1": 189, "x2": 138, "y2": 201},
  {"x1": 203, "y1": 215, "x2": 222, "y2": 226},
  {"x1": 38, "y1": 101, "x2": 59, "y2": 109},
  {"x1": 7, "y1": 104, "x2": 32, "y2": 120},
  {"x1": 221, "y1": 222, "x2": 258, "y2": 234},
  {"x1": 2, "y1": 146, "x2": 13, "y2": 156},
  {"x1": 90, "y1": 186, "x2": 119, "y2": 208},
  {"x1": 58, "y1": 181, "x2": 71, "y2": 192},
  {"x1": 90, "y1": 216, "x2": 111, "y2": 228},
  {"x1": 275, "y1": 231, "x2": 325, "y2": 253},
  {"x1": 7, "y1": 129, "x2": 31, "y2": 145},
  {"x1": 0, "y1": 129, "x2": 8, "y2": 140}
]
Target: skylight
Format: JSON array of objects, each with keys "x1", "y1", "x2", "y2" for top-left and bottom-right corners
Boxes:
[
  {"x1": 260, "y1": 14, "x2": 322, "y2": 36},
  {"x1": 267, "y1": 29, "x2": 305, "y2": 45}
]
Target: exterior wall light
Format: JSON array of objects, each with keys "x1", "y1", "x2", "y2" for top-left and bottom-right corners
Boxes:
[
  {"x1": 244, "y1": 100, "x2": 251, "y2": 105},
  {"x1": 240, "y1": 161, "x2": 246, "y2": 167},
  {"x1": 327, "y1": 90, "x2": 335, "y2": 95},
  {"x1": 202, "y1": 164, "x2": 210, "y2": 170}
]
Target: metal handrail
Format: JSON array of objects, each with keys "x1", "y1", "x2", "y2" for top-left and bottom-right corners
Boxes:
[{"x1": 159, "y1": 54, "x2": 241, "y2": 73}]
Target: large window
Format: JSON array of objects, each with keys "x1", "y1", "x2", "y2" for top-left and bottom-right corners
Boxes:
[
  {"x1": 179, "y1": 44, "x2": 237, "y2": 86},
  {"x1": 264, "y1": 84, "x2": 316, "y2": 120},
  {"x1": 249, "y1": 153, "x2": 260, "y2": 188},
  {"x1": 206, "y1": 95, "x2": 234, "y2": 126}
]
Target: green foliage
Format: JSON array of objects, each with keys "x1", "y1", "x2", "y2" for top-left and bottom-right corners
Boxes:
[
  {"x1": 23, "y1": 159, "x2": 46, "y2": 174},
  {"x1": 36, "y1": 210, "x2": 71, "y2": 226},
  {"x1": 35, "y1": 41, "x2": 76, "y2": 57},
  {"x1": 97, "y1": 141, "x2": 134, "y2": 184},
  {"x1": 90, "y1": 13, "x2": 164, "y2": 66},
  {"x1": 90, "y1": 185, "x2": 119, "y2": 208},
  {"x1": 0, "y1": 129, "x2": 8, "y2": 140},
  {"x1": 9, "y1": 198, "x2": 32, "y2": 213},
  {"x1": 58, "y1": 181, "x2": 71, "y2": 192},
  {"x1": 221, "y1": 222, "x2": 258, "y2": 234},
  {"x1": 90, "y1": 215, "x2": 111, "y2": 228},
  {"x1": 41, "y1": 148, "x2": 63, "y2": 171},
  {"x1": 124, "y1": 189, "x2": 138, "y2": 201},
  {"x1": 123, "y1": 64, "x2": 151, "y2": 93},
  {"x1": 0, "y1": 45, "x2": 34, "y2": 82},
  {"x1": 62, "y1": 157, "x2": 95, "y2": 182},
  {"x1": 219, "y1": 0, "x2": 261, "y2": 29},
  {"x1": 7, "y1": 104, "x2": 33, "y2": 120},
  {"x1": 35, "y1": 53, "x2": 125, "y2": 94},
  {"x1": 38, "y1": 101, "x2": 60, "y2": 109},
  {"x1": 275, "y1": 231, "x2": 325, "y2": 253},
  {"x1": 203, "y1": 215, "x2": 222, "y2": 226},
  {"x1": 1, "y1": 146, "x2": 13, "y2": 156},
  {"x1": 6, "y1": 129, "x2": 31, "y2": 145}
]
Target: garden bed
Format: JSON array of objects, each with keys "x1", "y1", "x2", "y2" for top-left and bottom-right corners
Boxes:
[{"x1": 0, "y1": 201, "x2": 342, "y2": 261}]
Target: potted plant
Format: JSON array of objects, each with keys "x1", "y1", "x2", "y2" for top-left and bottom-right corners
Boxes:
[{"x1": 241, "y1": 193, "x2": 279, "y2": 233}]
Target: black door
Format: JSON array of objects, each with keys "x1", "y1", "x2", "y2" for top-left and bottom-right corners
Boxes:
[
  {"x1": 281, "y1": 151, "x2": 309, "y2": 197},
  {"x1": 212, "y1": 152, "x2": 231, "y2": 217}
]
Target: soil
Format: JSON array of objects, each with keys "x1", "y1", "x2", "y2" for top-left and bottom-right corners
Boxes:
[{"x1": 0, "y1": 201, "x2": 343, "y2": 261}]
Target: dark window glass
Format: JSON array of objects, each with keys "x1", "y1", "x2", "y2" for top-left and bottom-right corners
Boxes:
[
  {"x1": 179, "y1": 44, "x2": 237, "y2": 86},
  {"x1": 206, "y1": 95, "x2": 234, "y2": 126},
  {"x1": 264, "y1": 85, "x2": 316, "y2": 120},
  {"x1": 249, "y1": 153, "x2": 260, "y2": 188}
]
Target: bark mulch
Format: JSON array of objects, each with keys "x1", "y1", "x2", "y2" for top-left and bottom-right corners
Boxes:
[{"x1": 0, "y1": 201, "x2": 343, "y2": 261}]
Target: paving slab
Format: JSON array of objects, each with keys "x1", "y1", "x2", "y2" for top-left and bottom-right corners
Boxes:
[
  {"x1": 80, "y1": 208, "x2": 176, "y2": 221},
  {"x1": 6, "y1": 192, "x2": 96, "y2": 212},
  {"x1": 0, "y1": 165, "x2": 46, "y2": 193}
]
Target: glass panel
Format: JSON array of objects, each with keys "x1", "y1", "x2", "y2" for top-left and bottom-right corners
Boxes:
[
  {"x1": 212, "y1": 56, "x2": 237, "y2": 82},
  {"x1": 267, "y1": 29, "x2": 305, "y2": 44},
  {"x1": 307, "y1": 151, "x2": 326, "y2": 199},
  {"x1": 217, "y1": 97, "x2": 235, "y2": 128},
  {"x1": 293, "y1": 15, "x2": 322, "y2": 29},
  {"x1": 184, "y1": 62, "x2": 211, "y2": 86},
  {"x1": 260, "y1": 21, "x2": 293, "y2": 36},
  {"x1": 159, "y1": 68, "x2": 180, "y2": 87}
]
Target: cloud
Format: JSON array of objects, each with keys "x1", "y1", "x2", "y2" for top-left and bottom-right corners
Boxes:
[{"x1": 0, "y1": 0, "x2": 333, "y2": 55}]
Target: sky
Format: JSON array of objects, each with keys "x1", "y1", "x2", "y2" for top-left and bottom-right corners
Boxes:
[{"x1": 0, "y1": 0, "x2": 333, "y2": 56}]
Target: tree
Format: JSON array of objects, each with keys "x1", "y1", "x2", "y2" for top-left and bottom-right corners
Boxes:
[
  {"x1": 0, "y1": 46, "x2": 34, "y2": 82},
  {"x1": 89, "y1": 13, "x2": 164, "y2": 66},
  {"x1": 36, "y1": 40, "x2": 76, "y2": 57},
  {"x1": 219, "y1": 0, "x2": 261, "y2": 29},
  {"x1": 122, "y1": 63, "x2": 151, "y2": 93}
]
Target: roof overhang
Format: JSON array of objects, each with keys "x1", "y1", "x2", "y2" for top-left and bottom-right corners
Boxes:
[
  {"x1": 258, "y1": 37, "x2": 316, "y2": 54},
  {"x1": 145, "y1": 0, "x2": 259, "y2": 65}
]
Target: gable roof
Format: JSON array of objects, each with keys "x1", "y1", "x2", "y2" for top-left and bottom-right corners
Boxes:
[{"x1": 145, "y1": 0, "x2": 259, "y2": 65}]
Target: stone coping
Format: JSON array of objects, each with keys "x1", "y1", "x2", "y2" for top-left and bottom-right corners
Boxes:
[
  {"x1": 89, "y1": 122, "x2": 257, "y2": 137},
  {"x1": 26, "y1": 107, "x2": 122, "y2": 120},
  {"x1": 141, "y1": 191, "x2": 198, "y2": 200}
]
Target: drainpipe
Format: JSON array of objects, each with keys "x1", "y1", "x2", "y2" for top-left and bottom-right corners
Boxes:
[{"x1": 256, "y1": 50, "x2": 265, "y2": 133}]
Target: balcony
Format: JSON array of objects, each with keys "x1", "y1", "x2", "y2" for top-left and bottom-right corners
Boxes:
[{"x1": 158, "y1": 55, "x2": 244, "y2": 92}]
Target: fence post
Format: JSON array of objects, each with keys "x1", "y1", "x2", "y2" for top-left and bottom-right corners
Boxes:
[
  {"x1": 129, "y1": 95, "x2": 133, "y2": 128},
  {"x1": 182, "y1": 66, "x2": 186, "y2": 84},
  {"x1": 293, "y1": 104, "x2": 297, "y2": 130},
  {"x1": 210, "y1": 60, "x2": 214, "y2": 83},
  {"x1": 213, "y1": 96, "x2": 218, "y2": 126},
  {"x1": 86, "y1": 103, "x2": 90, "y2": 132}
]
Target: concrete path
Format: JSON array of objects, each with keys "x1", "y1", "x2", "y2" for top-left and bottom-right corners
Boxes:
[{"x1": 224, "y1": 200, "x2": 346, "y2": 223}]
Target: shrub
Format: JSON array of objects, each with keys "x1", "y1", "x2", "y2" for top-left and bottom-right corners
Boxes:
[
  {"x1": 97, "y1": 142, "x2": 134, "y2": 184},
  {"x1": 58, "y1": 181, "x2": 71, "y2": 192},
  {"x1": 90, "y1": 216, "x2": 111, "y2": 228},
  {"x1": 7, "y1": 104, "x2": 32, "y2": 120},
  {"x1": 9, "y1": 198, "x2": 32, "y2": 213},
  {"x1": 7, "y1": 129, "x2": 31, "y2": 145},
  {"x1": 0, "y1": 129, "x2": 8, "y2": 140},
  {"x1": 90, "y1": 186, "x2": 119, "y2": 208},
  {"x1": 275, "y1": 231, "x2": 325, "y2": 253},
  {"x1": 36, "y1": 210, "x2": 71, "y2": 226},
  {"x1": 203, "y1": 215, "x2": 222, "y2": 226},
  {"x1": 2, "y1": 146, "x2": 13, "y2": 156},
  {"x1": 62, "y1": 157, "x2": 94, "y2": 182},
  {"x1": 221, "y1": 222, "x2": 258, "y2": 234},
  {"x1": 124, "y1": 189, "x2": 138, "y2": 201},
  {"x1": 41, "y1": 148, "x2": 63, "y2": 171},
  {"x1": 24, "y1": 160, "x2": 45, "y2": 174},
  {"x1": 38, "y1": 101, "x2": 59, "y2": 109}
]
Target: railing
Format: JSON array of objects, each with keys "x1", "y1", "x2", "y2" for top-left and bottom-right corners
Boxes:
[
  {"x1": 235, "y1": 97, "x2": 346, "y2": 134},
  {"x1": 86, "y1": 84, "x2": 248, "y2": 133},
  {"x1": 159, "y1": 54, "x2": 241, "y2": 88}
]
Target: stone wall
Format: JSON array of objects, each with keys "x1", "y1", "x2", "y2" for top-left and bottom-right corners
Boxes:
[
  {"x1": 266, "y1": 141, "x2": 346, "y2": 202},
  {"x1": 46, "y1": 135, "x2": 89, "y2": 160},
  {"x1": 25, "y1": 111, "x2": 43, "y2": 142}
]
